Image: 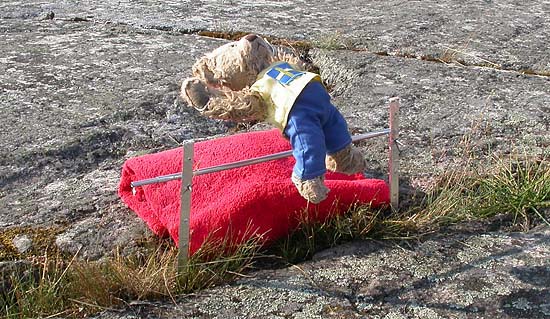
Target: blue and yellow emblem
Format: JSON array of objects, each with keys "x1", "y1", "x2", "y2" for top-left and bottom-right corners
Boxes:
[{"x1": 266, "y1": 62, "x2": 305, "y2": 86}]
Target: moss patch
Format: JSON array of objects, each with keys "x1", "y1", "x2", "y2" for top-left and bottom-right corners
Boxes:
[
  {"x1": 197, "y1": 30, "x2": 312, "y2": 50},
  {"x1": 0, "y1": 226, "x2": 65, "y2": 261}
]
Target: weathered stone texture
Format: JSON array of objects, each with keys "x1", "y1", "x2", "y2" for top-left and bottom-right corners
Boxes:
[
  {"x1": 1, "y1": 0, "x2": 549, "y2": 73},
  {"x1": 0, "y1": 21, "x2": 224, "y2": 209},
  {"x1": 94, "y1": 226, "x2": 550, "y2": 319},
  {"x1": 0, "y1": 0, "x2": 549, "y2": 317},
  {"x1": 311, "y1": 49, "x2": 549, "y2": 177},
  {"x1": 0, "y1": 19, "x2": 229, "y2": 257}
]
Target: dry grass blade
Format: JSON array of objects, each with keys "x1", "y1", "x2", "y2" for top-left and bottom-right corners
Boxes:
[
  {"x1": 3, "y1": 149, "x2": 547, "y2": 318},
  {"x1": 385, "y1": 151, "x2": 549, "y2": 236}
]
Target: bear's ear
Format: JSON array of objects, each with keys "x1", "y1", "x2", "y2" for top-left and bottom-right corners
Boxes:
[
  {"x1": 181, "y1": 77, "x2": 214, "y2": 111},
  {"x1": 273, "y1": 48, "x2": 305, "y2": 70},
  {"x1": 191, "y1": 56, "x2": 215, "y2": 84}
]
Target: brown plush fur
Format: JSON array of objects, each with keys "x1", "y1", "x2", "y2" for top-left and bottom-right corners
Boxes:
[
  {"x1": 181, "y1": 35, "x2": 302, "y2": 123},
  {"x1": 291, "y1": 174, "x2": 329, "y2": 204},
  {"x1": 326, "y1": 145, "x2": 367, "y2": 174}
]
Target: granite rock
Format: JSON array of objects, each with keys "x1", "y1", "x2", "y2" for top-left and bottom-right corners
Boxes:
[
  {"x1": 1, "y1": 0, "x2": 548, "y2": 74},
  {"x1": 0, "y1": 0, "x2": 549, "y2": 317},
  {"x1": 93, "y1": 226, "x2": 550, "y2": 319}
]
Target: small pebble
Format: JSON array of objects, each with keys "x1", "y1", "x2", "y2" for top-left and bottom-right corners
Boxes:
[
  {"x1": 13, "y1": 235, "x2": 33, "y2": 254},
  {"x1": 38, "y1": 11, "x2": 55, "y2": 20}
]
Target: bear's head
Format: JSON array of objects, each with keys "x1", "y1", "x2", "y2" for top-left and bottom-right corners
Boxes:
[
  {"x1": 192, "y1": 34, "x2": 275, "y2": 91},
  {"x1": 181, "y1": 34, "x2": 303, "y2": 121}
]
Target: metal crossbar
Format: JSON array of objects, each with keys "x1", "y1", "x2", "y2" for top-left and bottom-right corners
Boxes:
[
  {"x1": 130, "y1": 129, "x2": 391, "y2": 188},
  {"x1": 130, "y1": 98, "x2": 400, "y2": 272}
]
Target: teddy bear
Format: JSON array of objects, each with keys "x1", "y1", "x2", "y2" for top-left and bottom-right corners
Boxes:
[{"x1": 180, "y1": 34, "x2": 366, "y2": 204}]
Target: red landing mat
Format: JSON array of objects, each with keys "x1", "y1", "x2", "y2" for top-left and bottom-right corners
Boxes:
[{"x1": 118, "y1": 129, "x2": 389, "y2": 255}]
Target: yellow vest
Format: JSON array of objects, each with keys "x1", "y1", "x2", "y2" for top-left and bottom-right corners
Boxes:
[{"x1": 250, "y1": 62, "x2": 321, "y2": 130}]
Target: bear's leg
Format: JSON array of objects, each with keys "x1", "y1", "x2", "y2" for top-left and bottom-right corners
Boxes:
[
  {"x1": 284, "y1": 105, "x2": 329, "y2": 204},
  {"x1": 323, "y1": 103, "x2": 366, "y2": 175},
  {"x1": 326, "y1": 145, "x2": 366, "y2": 174}
]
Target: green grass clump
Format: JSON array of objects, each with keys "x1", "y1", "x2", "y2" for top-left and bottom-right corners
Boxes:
[
  {"x1": 468, "y1": 156, "x2": 549, "y2": 226},
  {"x1": 386, "y1": 152, "x2": 549, "y2": 234},
  {"x1": 1, "y1": 254, "x2": 74, "y2": 318},
  {"x1": 2, "y1": 153, "x2": 548, "y2": 318},
  {"x1": 272, "y1": 205, "x2": 382, "y2": 263},
  {"x1": 1, "y1": 236, "x2": 262, "y2": 318}
]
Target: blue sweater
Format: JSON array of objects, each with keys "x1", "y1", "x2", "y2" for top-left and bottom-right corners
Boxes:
[{"x1": 284, "y1": 81, "x2": 352, "y2": 180}]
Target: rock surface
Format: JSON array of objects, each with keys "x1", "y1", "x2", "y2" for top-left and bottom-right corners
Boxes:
[
  {"x1": 1, "y1": 0, "x2": 548, "y2": 74},
  {"x1": 0, "y1": 0, "x2": 549, "y2": 317},
  {"x1": 311, "y1": 48, "x2": 549, "y2": 178},
  {"x1": 94, "y1": 225, "x2": 550, "y2": 319},
  {"x1": 0, "y1": 19, "x2": 230, "y2": 258}
]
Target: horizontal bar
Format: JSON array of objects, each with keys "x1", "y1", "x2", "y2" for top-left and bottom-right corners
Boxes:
[
  {"x1": 130, "y1": 129, "x2": 390, "y2": 188},
  {"x1": 351, "y1": 129, "x2": 390, "y2": 143}
]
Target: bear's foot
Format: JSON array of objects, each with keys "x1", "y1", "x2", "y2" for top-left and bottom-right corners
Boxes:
[
  {"x1": 291, "y1": 174, "x2": 329, "y2": 204},
  {"x1": 326, "y1": 145, "x2": 366, "y2": 175}
]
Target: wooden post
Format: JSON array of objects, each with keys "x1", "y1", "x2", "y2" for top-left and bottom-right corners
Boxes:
[
  {"x1": 177, "y1": 141, "x2": 194, "y2": 273},
  {"x1": 389, "y1": 97, "x2": 400, "y2": 211}
]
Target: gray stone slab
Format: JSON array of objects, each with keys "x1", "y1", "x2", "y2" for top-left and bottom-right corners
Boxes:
[
  {"x1": 0, "y1": 3, "x2": 549, "y2": 315},
  {"x1": 1, "y1": 0, "x2": 549, "y2": 73},
  {"x1": 0, "y1": 19, "x2": 224, "y2": 221},
  {"x1": 93, "y1": 226, "x2": 550, "y2": 319},
  {"x1": 1, "y1": 14, "x2": 549, "y2": 257},
  {"x1": 310, "y1": 49, "x2": 549, "y2": 181},
  {"x1": 0, "y1": 19, "x2": 230, "y2": 257}
]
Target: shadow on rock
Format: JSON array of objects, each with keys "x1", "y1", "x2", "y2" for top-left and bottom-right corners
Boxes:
[{"x1": 500, "y1": 288, "x2": 550, "y2": 319}]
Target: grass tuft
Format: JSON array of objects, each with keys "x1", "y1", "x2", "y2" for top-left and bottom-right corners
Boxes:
[
  {"x1": 386, "y1": 152, "x2": 549, "y2": 235},
  {"x1": 468, "y1": 154, "x2": 550, "y2": 227},
  {"x1": 1, "y1": 253, "x2": 73, "y2": 318},
  {"x1": 2, "y1": 151, "x2": 548, "y2": 318},
  {"x1": 272, "y1": 205, "x2": 382, "y2": 263},
  {"x1": 2, "y1": 235, "x2": 262, "y2": 318}
]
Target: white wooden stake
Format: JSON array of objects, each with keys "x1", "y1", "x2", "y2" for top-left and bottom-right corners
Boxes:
[
  {"x1": 178, "y1": 141, "x2": 194, "y2": 273},
  {"x1": 389, "y1": 97, "x2": 400, "y2": 211}
]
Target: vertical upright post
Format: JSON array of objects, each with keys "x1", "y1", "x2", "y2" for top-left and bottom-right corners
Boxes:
[
  {"x1": 389, "y1": 97, "x2": 400, "y2": 211},
  {"x1": 178, "y1": 141, "x2": 194, "y2": 273}
]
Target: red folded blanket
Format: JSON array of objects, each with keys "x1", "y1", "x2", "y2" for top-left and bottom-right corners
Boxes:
[{"x1": 118, "y1": 129, "x2": 389, "y2": 255}]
